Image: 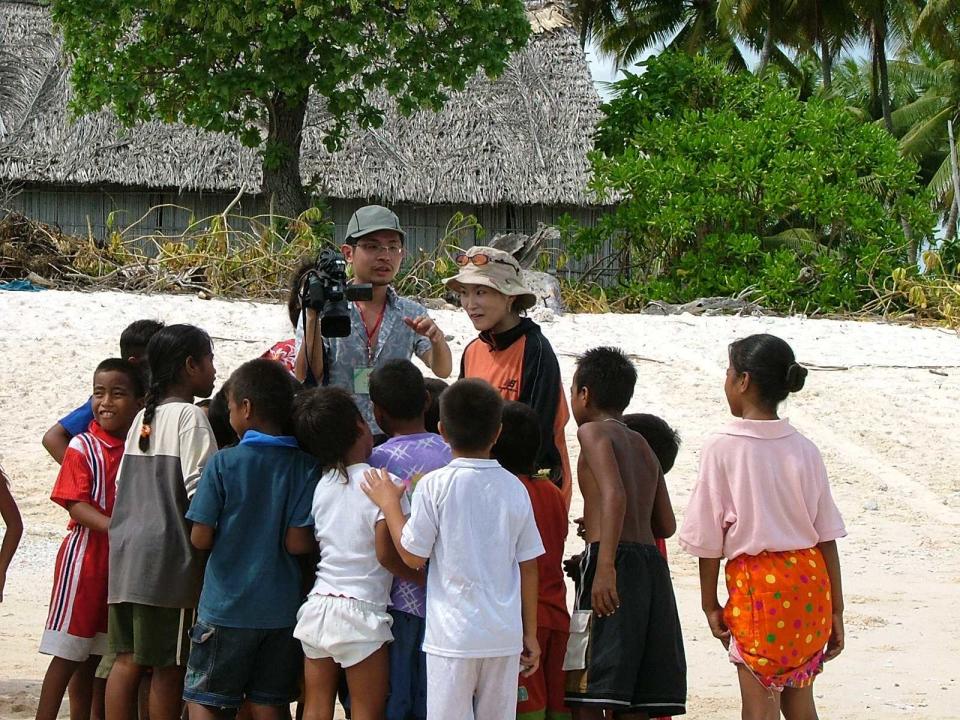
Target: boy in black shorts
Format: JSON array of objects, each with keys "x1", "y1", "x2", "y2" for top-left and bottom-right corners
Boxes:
[{"x1": 565, "y1": 347, "x2": 686, "y2": 718}]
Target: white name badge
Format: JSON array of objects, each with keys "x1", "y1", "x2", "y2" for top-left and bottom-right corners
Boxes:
[{"x1": 353, "y1": 366, "x2": 373, "y2": 395}]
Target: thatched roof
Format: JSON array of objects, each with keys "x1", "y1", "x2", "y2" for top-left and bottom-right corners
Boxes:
[{"x1": 0, "y1": 1, "x2": 602, "y2": 206}]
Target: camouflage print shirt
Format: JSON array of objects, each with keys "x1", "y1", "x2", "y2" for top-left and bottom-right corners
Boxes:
[{"x1": 295, "y1": 287, "x2": 433, "y2": 435}]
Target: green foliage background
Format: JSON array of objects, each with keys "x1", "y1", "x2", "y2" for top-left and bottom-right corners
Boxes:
[{"x1": 574, "y1": 53, "x2": 942, "y2": 313}]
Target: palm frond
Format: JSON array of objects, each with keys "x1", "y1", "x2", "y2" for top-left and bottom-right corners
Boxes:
[
  {"x1": 899, "y1": 105, "x2": 955, "y2": 158},
  {"x1": 890, "y1": 95, "x2": 952, "y2": 135},
  {"x1": 887, "y1": 59, "x2": 939, "y2": 90},
  {"x1": 761, "y1": 228, "x2": 827, "y2": 255},
  {"x1": 915, "y1": 0, "x2": 960, "y2": 59},
  {"x1": 927, "y1": 155, "x2": 957, "y2": 201}
]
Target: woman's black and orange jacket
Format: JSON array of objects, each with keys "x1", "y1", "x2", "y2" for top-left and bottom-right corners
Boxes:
[{"x1": 460, "y1": 318, "x2": 573, "y2": 507}]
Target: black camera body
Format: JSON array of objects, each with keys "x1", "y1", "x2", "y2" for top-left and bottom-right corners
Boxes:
[{"x1": 302, "y1": 249, "x2": 373, "y2": 337}]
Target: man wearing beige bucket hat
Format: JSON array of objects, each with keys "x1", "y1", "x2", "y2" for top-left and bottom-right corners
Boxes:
[
  {"x1": 295, "y1": 205, "x2": 453, "y2": 436},
  {"x1": 445, "y1": 246, "x2": 573, "y2": 505}
]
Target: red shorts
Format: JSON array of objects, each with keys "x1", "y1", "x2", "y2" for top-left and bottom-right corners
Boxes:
[{"x1": 518, "y1": 626, "x2": 570, "y2": 720}]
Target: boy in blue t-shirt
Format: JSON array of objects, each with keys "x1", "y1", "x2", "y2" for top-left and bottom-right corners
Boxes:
[
  {"x1": 368, "y1": 360, "x2": 452, "y2": 720},
  {"x1": 184, "y1": 358, "x2": 318, "y2": 716},
  {"x1": 42, "y1": 319, "x2": 164, "y2": 463}
]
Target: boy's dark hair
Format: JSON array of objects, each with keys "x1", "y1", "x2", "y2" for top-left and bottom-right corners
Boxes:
[
  {"x1": 294, "y1": 387, "x2": 364, "y2": 470},
  {"x1": 574, "y1": 346, "x2": 637, "y2": 413},
  {"x1": 622, "y1": 413, "x2": 681, "y2": 473},
  {"x1": 729, "y1": 334, "x2": 807, "y2": 409},
  {"x1": 228, "y1": 359, "x2": 296, "y2": 431},
  {"x1": 287, "y1": 257, "x2": 316, "y2": 329},
  {"x1": 119, "y1": 319, "x2": 165, "y2": 359},
  {"x1": 439, "y1": 379, "x2": 503, "y2": 452},
  {"x1": 140, "y1": 324, "x2": 212, "y2": 451},
  {"x1": 207, "y1": 384, "x2": 239, "y2": 449},
  {"x1": 492, "y1": 401, "x2": 541, "y2": 476},
  {"x1": 369, "y1": 360, "x2": 427, "y2": 421},
  {"x1": 94, "y1": 358, "x2": 146, "y2": 397},
  {"x1": 423, "y1": 378, "x2": 448, "y2": 435}
]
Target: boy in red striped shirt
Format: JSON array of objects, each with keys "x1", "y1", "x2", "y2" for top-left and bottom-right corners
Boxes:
[{"x1": 36, "y1": 359, "x2": 145, "y2": 720}]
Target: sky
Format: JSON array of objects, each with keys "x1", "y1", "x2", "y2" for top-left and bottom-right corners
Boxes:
[
  {"x1": 583, "y1": 40, "x2": 868, "y2": 98},
  {"x1": 583, "y1": 41, "x2": 762, "y2": 97},
  {"x1": 583, "y1": 43, "x2": 645, "y2": 98}
]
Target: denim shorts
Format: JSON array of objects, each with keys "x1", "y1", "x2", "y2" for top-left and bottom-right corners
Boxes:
[{"x1": 182, "y1": 620, "x2": 302, "y2": 709}]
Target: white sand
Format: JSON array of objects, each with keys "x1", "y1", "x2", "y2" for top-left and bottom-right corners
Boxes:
[{"x1": 0, "y1": 289, "x2": 958, "y2": 718}]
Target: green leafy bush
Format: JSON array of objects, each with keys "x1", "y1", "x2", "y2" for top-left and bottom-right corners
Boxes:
[{"x1": 576, "y1": 53, "x2": 938, "y2": 313}]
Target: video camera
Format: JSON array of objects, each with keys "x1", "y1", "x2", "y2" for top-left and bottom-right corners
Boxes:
[{"x1": 300, "y1": 248, "x2": 373, "y2": 337}]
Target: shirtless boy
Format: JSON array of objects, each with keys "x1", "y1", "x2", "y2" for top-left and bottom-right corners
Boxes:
[{"x1": 564, "y1": 347, "x2": 687, "y2": 719}]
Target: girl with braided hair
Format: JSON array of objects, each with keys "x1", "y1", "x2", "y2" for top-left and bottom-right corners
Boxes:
[{"x1": 105, "y1": 324, "x2": 217, "y2": 720}]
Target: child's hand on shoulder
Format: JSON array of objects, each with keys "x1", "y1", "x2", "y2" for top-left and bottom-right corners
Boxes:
[{"x1": 361, "y1": 468, "x2": 405, "y2": 509}]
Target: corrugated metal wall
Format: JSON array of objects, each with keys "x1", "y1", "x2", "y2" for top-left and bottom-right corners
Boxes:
[
  {"x1": 5, "y1": 185, "x2": 622, "y2": 282},
  {"x1": 8, "y1": 186, "x2": 256, "y2": 238}
]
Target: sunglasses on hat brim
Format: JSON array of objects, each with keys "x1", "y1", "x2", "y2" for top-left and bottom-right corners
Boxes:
[{"x1": 454, "y1": 253, "x2": 520, "y2": 275}]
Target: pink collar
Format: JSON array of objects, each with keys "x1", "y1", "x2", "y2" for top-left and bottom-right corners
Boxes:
[{"x1": 718, "y1": 418, "x2": 796, "y2": 439}]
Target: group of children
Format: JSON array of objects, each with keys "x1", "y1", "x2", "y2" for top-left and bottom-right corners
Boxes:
[{"x1": 0, "y1": 244, "x2": 848, "y2": 720}]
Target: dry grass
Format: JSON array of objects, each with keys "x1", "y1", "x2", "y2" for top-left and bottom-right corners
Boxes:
[
  {"x1": 862, "y1": 251, "x2": 960, "y2": 327},
  {"x1": 3, "y1": 207, "x2": 957, "y2": 330},
  {"x1": 0, "y1": 207, "x2": 484, "y2": 303},
  {"x1": 0, "y1": 204, "x2": 329, "y2": 297}
]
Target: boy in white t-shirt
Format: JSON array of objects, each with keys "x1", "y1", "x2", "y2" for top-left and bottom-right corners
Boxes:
[{"x1": 363, "y1": 378, "x2": 545, "y2": 720}]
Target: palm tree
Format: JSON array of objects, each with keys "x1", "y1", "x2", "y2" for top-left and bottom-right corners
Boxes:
[
  {"x1": 715, "y1": 0, "x2": 782, "y2": 71},
  {"x1": 716, "y1": 0, "x2": 809, "y2": 79},
  {"x1": 911, "y1": 0, "x2": 960, "y2": 237},
  {"x1": 791, "y1": 0, "x2": 859, "y2": 89},
  {"x1": 914, "y1": 0, "x2": 960, "y2": 60},
  {"x1": 890, "y1": 50, "x2": 960, "y2": 237},
  {"x1": 572, "y1": 0, "x2": 749, "y2": 71},
  {"x1": 851, "y1": 0, "x2": 917, "y2": 132}
]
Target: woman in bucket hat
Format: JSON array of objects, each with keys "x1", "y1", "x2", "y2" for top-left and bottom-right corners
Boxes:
[{"x1": 444, "y1": 246, "x2": 572, "y2": 506}]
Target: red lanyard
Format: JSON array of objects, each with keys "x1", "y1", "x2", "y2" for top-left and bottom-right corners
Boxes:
[{"x1": 356, "y1": 301, "x2": 386, "y2": 364}]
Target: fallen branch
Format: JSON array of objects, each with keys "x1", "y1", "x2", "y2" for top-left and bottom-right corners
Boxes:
[{"x1": 805, "y1": 363, "x2": 960, "y2": 371}]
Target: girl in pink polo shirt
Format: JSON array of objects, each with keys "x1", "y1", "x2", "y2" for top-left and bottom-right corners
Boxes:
[{"x1": 679, "y1": 334, "x2": 846, "y2": 720}]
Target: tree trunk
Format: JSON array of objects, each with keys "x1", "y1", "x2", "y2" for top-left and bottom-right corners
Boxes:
[
  {"x1": 947, "y1": 196, "x2": 959, "y2": 242},
  {"x1": 874, "y1": 23, "x2": 893, "y2": 132},
  {"x1": 947, "y1": 119, "x2": 960, "y2": 242},
  {"x1": 262, "y1": 93, "x2": 309, "y2": 221},
  {"x1": 820, "y1": 38, "x2": 833, "y2": 90},
  {"x1": 759, "y1": 0, "x2": 779, "y2": 72},
  {"x1": 817, "y1": 2, "x2": 832, "y2": 90}
]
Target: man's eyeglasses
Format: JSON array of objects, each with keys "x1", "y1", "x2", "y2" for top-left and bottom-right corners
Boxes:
[
  {"x1": 356, "y1": 243, "x2": 403, "y2": 257},
  {"x1": 455, "y1": 253, "x2": 520, "y2": 275}
]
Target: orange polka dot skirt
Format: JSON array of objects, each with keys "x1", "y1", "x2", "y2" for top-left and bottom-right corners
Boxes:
[{"x1": 723, "y1": 547, "x2": 831, "y2": 689}]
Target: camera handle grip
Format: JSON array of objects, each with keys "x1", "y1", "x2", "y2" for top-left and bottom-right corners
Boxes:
[{"x1": 298, "y1": 291, "x2": 324, "y2": 386}]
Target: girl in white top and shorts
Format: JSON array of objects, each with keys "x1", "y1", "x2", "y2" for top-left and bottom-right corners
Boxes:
[{"x1": 293, "y1": 387, "x2": 412, "y2": 720}]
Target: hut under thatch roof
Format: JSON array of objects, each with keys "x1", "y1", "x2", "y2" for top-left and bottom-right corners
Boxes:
[{"x1": 0, "y1": 0, "x2": 604, "y2": 261}]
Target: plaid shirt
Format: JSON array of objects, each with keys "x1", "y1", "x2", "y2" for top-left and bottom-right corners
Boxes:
[
  {"x1": 296, "y1": 287, "x2": 432, "y2": 435},
  {"x1": 369, "y1": 433, "x2": 453, "y2": 617}
]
